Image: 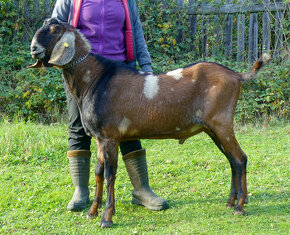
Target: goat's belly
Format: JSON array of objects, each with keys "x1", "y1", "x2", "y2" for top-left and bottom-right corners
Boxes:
[{"x1": 121, "y1": 124, "x2": 204, "y2": 142}]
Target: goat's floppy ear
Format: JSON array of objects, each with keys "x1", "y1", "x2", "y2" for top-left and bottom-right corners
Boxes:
[{"x1": 48, "y1": 31, "x2": 75, "y2": 66}]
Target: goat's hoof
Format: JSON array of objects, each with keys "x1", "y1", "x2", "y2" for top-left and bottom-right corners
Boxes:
[
  {"x1": 226, "y1": 203, "x2": 235, "y2": 209},
  {"x1": 233, "y1": 208, "x2": 245, "y2": 215},
  {"x1": 100, "y1": 220, "x2": 113, "y2": 228},
  {"x1": 86, "y1": 212, "x2": 98, "y2": 219}
]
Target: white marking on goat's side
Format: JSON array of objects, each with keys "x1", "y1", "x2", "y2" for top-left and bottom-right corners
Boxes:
[
  {"x1": 196, "y1": 109, "x2": 203, "y2": 118},
  {"x1": 83, "y1": 70, "x2": 91, "y2": 83},
  {"x1": 167, "y1": 68, "x2": 183, "y2": 80},
  {"x1": 226, "y1": 137, "x2": 230, "y2": 142},
  {"x1": 118, "y1": 117, "x2": 131, "y2": 134},
  {"x1": 143, "y1": 75, "x2": 159, "y2": 99},
  {"x1": 176, "y1": 127, "x2": 181, "y2": 131}
]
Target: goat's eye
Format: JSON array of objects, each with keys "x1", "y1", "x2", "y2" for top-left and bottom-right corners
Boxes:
[{"x1": 50, "y1": 25, "x2": 61, "y2": 34}]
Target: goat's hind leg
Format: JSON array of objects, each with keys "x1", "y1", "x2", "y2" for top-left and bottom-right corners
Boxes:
[
  {"x1": 87, "y1": 139, "x2": 104, "y2": 219},
  {"x1": 206, "y1": 126, "x2": 248, "y2": 215},
  {"x1": 206, "y1": 130, "x2": 238, "y2": 208}
]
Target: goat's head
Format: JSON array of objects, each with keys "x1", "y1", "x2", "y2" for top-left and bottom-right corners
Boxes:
[{"x1": 29, "y1": 18, "x2": 91, "y2": 68}]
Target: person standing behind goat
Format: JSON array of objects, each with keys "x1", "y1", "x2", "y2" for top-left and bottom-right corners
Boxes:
[{"x1": 52, "y1": 0, "x2": 169, "y2": 211}]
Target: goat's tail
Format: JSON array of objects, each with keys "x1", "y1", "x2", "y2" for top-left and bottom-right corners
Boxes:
[{"x1": 240, "y1": 53, "x2": 271, "y2": 81}]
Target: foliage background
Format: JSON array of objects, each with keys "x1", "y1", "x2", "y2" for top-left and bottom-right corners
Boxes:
[{"x1": 0, "y1": 0, "x2": 289, "y2": 122}]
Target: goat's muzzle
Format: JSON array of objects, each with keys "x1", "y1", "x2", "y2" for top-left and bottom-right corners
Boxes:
[{"x1": 29, "y1": 42, "x2": 53, "y2": 68}]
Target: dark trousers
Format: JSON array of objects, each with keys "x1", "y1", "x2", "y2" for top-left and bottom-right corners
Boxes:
[{"x1": 65, "y1": 84, "x2": 142, "y2": 156}]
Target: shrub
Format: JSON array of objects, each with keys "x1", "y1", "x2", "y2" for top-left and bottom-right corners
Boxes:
[
  {"x1": 0, "y1": 0, "x2": 288, "y2": 122},
  {"x1": 0, "y1": 42, "x2": 65, "y2": 122}
]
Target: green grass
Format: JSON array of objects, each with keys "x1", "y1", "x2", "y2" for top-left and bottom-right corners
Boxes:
[{"x1": 0, "y1": 119, "x2": 289, "y2": 234}]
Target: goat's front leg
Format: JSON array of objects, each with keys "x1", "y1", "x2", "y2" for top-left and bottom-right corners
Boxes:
[
  {"x1": 100, "y1": 139, "x2": 118, "y2": 228},
  {"x1": 87, "y1": 139, "x2": 104, "y2": 218}
]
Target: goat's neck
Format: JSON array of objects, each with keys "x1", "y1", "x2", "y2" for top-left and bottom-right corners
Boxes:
[{"x1": 62, "y1": 54, "x2": 103, "y2": 105}]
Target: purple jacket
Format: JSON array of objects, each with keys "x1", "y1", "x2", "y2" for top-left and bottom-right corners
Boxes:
[
  {"x1": 76, "y1": 0, "x2": 127, "y2": 61},
  {"x1": 52, "y1": 0, "x2": 152, "y2": 72}
]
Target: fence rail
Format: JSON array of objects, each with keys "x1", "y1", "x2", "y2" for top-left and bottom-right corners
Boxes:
[
  {"x1": 5, "y1": 0, "x2": 289, "y2": 64},
  {"x1": 188, "y1": 2, "x2": 287, "y2": 14}
]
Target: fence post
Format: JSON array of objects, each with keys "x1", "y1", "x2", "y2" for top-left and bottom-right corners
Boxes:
[
  {"x1": 237, "y1": 0, "x2": 246, "y2": 62},
  {"x1": 274, "y1": 0, "x2": 284, "y2": 55},
  {"x1": 262, "y1": 0, "x2": 271, "y2": 53},
  {"x1": 12, "y1": 0, "x2": 20, "y2": 40},
  {"x1": 248, "y1": 1, "x2": 258, "y2": 64},
  {"x1": 176, "y1": 0, "x2": 185, "y2": 44},
  {"x1": 23, "y1": 0, "x2": 30, "y2": 42},
  {"x1": 33, "y1": 0, "x2": 40, "y2": 14},
  {"x1": 43, "y1": 0, "x2": 51, "y2": 17},
  {"x1": 188, "y1": 0, "x2": 197, "y2": 52},
  {"x1": 212, "y1": 0, "x2": 222, "y2": 58},
  {"x1": 201, "y1": 1, "x2": 210, "y2": 59},
  {"x1": 224, "y1": 0, "x2": 233, "y2": 58}
]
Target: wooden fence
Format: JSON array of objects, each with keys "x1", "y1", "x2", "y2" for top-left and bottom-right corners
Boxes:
[
  {"x1": 9, "y1": 0, "x2": 289, "y2": 64},
  {"x1": 175, "y1": 0, "x2": 288, "y2": 64}
]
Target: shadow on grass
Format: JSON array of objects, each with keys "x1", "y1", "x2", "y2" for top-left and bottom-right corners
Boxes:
[{"x1": 79, "y1": 191, "x2": 289, "y2": 228}]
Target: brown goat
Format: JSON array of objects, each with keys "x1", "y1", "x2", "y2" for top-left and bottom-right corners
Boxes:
[{"x1": 30, "y1": 18, "x2": 271, "y2": 228}]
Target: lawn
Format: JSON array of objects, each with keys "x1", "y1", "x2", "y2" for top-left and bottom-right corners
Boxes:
[{"x1": 0, "y1": 119, "x2": 289, "y2": 234}]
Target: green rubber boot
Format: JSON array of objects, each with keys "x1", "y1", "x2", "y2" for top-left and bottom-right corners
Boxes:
[
  {"x1": 123, "y1": 149, "x2": 169, "y2": 210},
  {"x1": 67, "y1": 150, "x2": 91, "y2": 211}
]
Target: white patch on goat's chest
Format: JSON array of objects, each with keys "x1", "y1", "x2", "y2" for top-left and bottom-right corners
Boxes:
[
  {"x1": 196, "y1": 109, "x2": 203, "y2": 118},
  {"x1": 209, "y1": 85, "x2": 217, "y2": 93},
  {"x1": 118, "y1": 117, "x2": 131, "y2": 134},
  {"x1": 167, "y1": 68, "x2": 183, "y2": 80},
  {"x1": 143, "y1": 75, "x2": 159, "y2": 99},
  {"x1": 83, "y1": 70, "x2": 92, "y2": 83}
]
